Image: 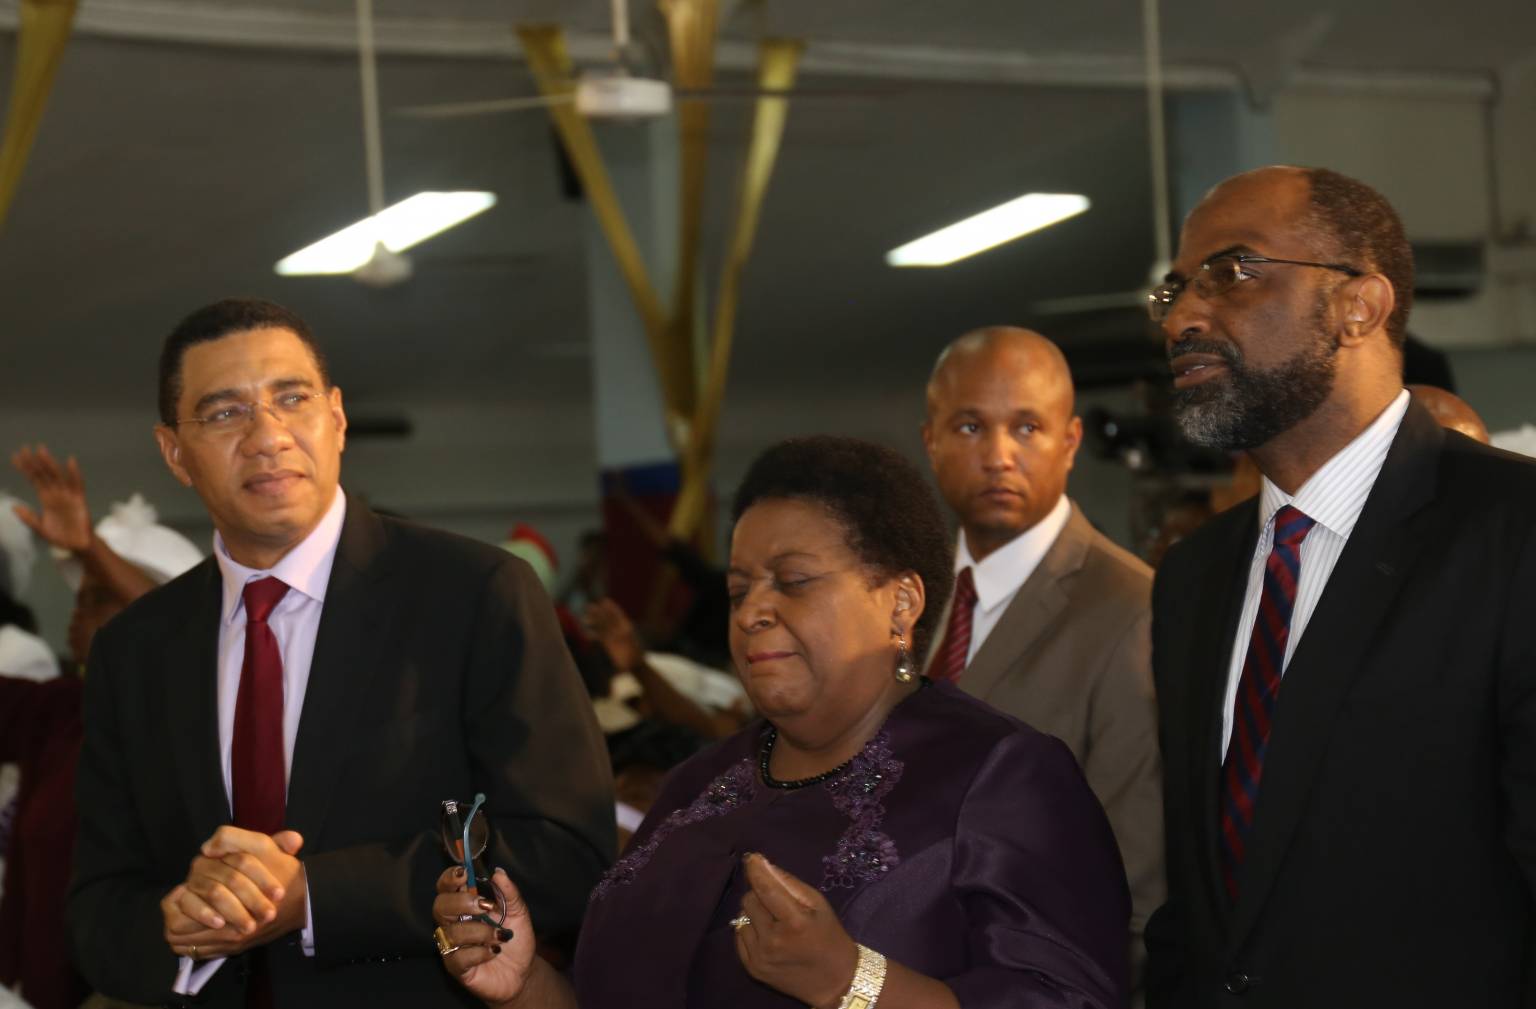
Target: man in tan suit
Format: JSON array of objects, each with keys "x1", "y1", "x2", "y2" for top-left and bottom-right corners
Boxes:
[{"x1": 923, "y1": 327, "x2": 1164, "y2": 1001}]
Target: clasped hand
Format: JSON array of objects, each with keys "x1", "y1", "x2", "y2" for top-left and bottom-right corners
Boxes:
[{"x1": 161, "y1": 826, "x2": 308, "y2": 959}]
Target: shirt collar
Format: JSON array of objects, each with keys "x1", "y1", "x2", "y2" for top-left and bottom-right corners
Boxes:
[
  {"x1": 1257, "y1": 388, "x2": 1410, "y2": 539},
  {"x1": 214, "y1": 487, "x2": 348, "y2": 625},
  {"x1": 955, "y1": 494, "x2": 1072, "y2": 614}
]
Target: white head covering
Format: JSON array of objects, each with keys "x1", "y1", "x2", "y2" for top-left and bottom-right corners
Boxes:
[
  {"x1": 0, "y1": 493, "x2": 37, "y2": 598},
  {"x1": 0, "y1": 624, "x2": 60, "y2": 681},
  {"x1": 55, "y1": 493, "x2": 203, "y2": 589}
]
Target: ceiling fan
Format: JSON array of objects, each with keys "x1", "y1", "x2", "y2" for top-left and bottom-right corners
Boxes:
[
  {"x1": 1030, "y1": 0, "x2": 1171, "y2": 320},
  {"x1": 392, "y1": 0, "x2": 879, "y2": 122},
  {"x1": 289, "y1": 0, "x2": 517, "y2": 287}
]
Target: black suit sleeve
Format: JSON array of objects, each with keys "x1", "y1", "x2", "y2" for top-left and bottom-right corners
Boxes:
[
  {"x1": 68, "y1": 631, "x2": 183, "y2": 1004},
  {"x1": 1143, "y1": 558, "x2": 1187, "y2": 1009},
  {"x1": 1500, "y1": 521, "x2": 1536, "y2": 903},
  {"x1": 301, "y1": 555, "x2": 615, "y2": 963}
]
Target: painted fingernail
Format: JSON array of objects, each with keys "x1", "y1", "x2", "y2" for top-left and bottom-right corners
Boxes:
[
  {"x1": 491, "y1": 945, "x2": 502, "y2": 955},
  {"x1": 496, "y1": 928, "x2": 513, "y2": 942},
  {"x1": 452, "y1": 866, "x2": 466, "y2": 878},
  {"x1": 476, "y1": 898, "x2": 495, "y2": 913}
]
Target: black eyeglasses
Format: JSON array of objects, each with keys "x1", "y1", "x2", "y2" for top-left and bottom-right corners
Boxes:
[{"x1": 1146, "y1": 254, "x2": 1362, "y2": 323}]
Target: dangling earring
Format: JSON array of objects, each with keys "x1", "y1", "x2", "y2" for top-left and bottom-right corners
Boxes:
[{"x1": 893, "y1": 634, "x2": 917, "y2": 684}]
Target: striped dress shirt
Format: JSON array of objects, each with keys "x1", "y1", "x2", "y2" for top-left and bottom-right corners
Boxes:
[{"x1": 1219, "y1": 389, "x2": 1411, "y2": 758}]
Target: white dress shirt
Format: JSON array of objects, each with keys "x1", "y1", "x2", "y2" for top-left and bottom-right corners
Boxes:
[
  {"x1": 175, "y1": 488, "x2": 347, "y2": 995},
  {"x1": 1220, "y1": 390, "x2": 1410, "y2": 757},
  {"x1": 955, "y1": 494, "x2": 1072, "y2": 665}
]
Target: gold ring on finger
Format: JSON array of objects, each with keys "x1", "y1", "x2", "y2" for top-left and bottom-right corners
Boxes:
[
  {"x1": 729, "y1": 915, "x2": 751, "y2": 931},
  {"x1": 189, "y1": 945, "x2": 198, "y2": 959},
  {"x1": 433, "y1": 926, "x2": 461, "y2": 957}
]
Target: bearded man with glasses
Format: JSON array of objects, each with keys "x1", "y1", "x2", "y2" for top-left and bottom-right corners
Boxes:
[
  {"x1": 66, "y1": 298, "x2": 614, "y2": 1009},
  {"x1": 1143, "y1": 166, "x2": 1536, "y2": 1009}
]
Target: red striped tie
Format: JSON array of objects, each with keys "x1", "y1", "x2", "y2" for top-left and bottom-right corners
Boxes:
[
  {"x1": 928, "y1": 567, "x2": 977, "y2": 683},
  {"x1": 1219, "y1": 505, "x2": 1315, "y2": 900}
]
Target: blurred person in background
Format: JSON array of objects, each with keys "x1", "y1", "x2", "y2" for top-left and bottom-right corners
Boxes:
[
  {"x1": 499, "y1": 522, "x2": 616, "y2": 701},
  {"x1": 583, "y1": 595, "x2": 750, "y2": 847},
  {"x1": 3, "y1": 445, "x2": 201, "y2": 1009},
  {"x1": 0, "y1": 495, "x2": 56, "y2": 683},
  {"x1": 1405, "y1": 384, "x2": 1490, "y2": 444},
  {"x1": 608, "y1": 481, "x2": 731, "y2": 670},
  {"x1": 432, "y1": 435, "x2": 1130, "y2": 1009}
]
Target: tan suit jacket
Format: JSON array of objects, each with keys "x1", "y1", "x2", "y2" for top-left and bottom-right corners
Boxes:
[{"x1": 937, "y1": 501, "x2": 1165, "y2": 1001}]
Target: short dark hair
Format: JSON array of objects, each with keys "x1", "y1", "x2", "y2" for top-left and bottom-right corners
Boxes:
[
  {"x1": 731, "y1": 436, "x2": 954, "y2": 657},
  {"x1": 158, "y1": 298, "x2": 331, "y2": 424},
  {"x1": 1302, "y1": 168, "x2": 1414, "y2": 347}
]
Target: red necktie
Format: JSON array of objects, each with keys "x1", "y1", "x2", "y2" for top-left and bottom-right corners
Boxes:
[
  {"x1": 1218, "y1": 505, "x2": 1315, "y2": 900},
  {"x1": 232, "y1": 577, "x2": 289, "y2": 835},
  {"x1": 928, "y1": 567, "x2": 977, "y2": 683}
]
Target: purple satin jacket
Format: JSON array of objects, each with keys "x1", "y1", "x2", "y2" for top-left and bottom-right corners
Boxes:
[{"x1": 574, "y1": 681, "x2": 1130, "y2": 1008}]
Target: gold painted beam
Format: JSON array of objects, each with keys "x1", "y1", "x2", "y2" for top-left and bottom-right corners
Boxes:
[
  {"x1": 0, "y1": 0, "x2": 79, "y2": 232},
  {"x1": 668, "y1": 38, "x2": 804, "y2": 542},
  {"x1": 658, "y1": 0, "x2": 718, "y2": 415},
  {"x1": 515, "y1": 23, "x2": 691, "y2": 443}
]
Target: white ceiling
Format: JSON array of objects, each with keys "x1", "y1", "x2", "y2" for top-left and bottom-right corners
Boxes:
[{"x1": 0, "y1": 0, "x2": 1531, "y2": 418}]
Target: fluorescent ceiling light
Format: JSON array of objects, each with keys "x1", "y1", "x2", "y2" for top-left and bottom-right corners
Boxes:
[
  {"x1": 885, "y1": 192, "x2": 1090, "y2": 268},
  {"x1": 275, "y1": 191, "x2": 497, "y2": 275}
]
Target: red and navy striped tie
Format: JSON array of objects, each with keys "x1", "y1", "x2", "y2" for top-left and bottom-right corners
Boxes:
[
  {"x1": 928, "y1": 567, "x2": 977, "y2": 683},
  {"x1": 1219, "y1": 505, "x2": 1315, "y2": 901}
]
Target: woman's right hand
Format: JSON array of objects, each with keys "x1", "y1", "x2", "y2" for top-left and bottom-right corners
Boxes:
[{"x1": 433, "y1": 866, "x2": 537, "y2": 1007}]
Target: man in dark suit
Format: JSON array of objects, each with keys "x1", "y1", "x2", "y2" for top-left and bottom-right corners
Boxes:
[
  {"x1": 1145, "y1": 166, "x2": 1536, "y2": 1008},
  {"x1": 67, "y1": 299, "x2": 614, "y2": 1007},
  {"x1": 923, "y1": 327, "x2": 1163, "y2": 1000}
]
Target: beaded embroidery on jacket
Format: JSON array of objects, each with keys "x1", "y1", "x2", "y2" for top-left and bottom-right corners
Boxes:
[
  {"x1": 590, "y1": 756, "x2": 758, "y2": 902},
  {"x1": 820, "y1": 730, "x2": 903, "y2": 890},
  {"x1": 589, "y1": 727, "x2": 906, "y2": 901}
]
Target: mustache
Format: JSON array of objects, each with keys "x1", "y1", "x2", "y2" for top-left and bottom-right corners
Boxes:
[{"x1": 1167, "y1": 338, "x2": 1242, "y2": 367}]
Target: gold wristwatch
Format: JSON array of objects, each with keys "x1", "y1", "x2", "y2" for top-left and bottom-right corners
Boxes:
[{"x1": 835, "y1": 944, "x2": 888, "y2": 1009}]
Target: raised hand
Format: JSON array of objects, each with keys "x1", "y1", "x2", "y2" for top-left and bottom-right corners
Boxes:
[
  {"x1": 11, "y1": 444, "x2": 91, "y2": 553},
  {"x1": 583, "y1": 598, "x2": 644, "y2": 673}
]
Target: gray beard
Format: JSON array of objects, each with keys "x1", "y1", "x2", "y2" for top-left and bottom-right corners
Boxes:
[{"x1": 1171, "y1": 336, "x2": 1338, "y2": 451}]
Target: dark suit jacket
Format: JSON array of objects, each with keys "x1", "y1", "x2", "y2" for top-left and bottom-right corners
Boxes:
[
  {"x1": 68, "y1": 498, "x2": 616, "y2": 1008},
  {"x1": 1146, "y1": 401, "x2": 1536, "y2": 1009},
  {"x1": 941, "y1": 502, "x2": 1163, "y2": 997}
]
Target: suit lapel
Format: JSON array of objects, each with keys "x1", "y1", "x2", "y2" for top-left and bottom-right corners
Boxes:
[
  {"x1": 1228, "y1": 404, "x2": 1442, "y2": 948},
  {"x1": 285, "y1": 498, "x2": 395, "y2": 843},
  {"x1": 168, "y1": 562, "x2": 235, "y2": 837},
  {"x1": 962, "y1": 505, "x2": 1089, "y2": 702},
  {"x1": 1185, "y1": 499, "x2": 1261, "y2": 918}
]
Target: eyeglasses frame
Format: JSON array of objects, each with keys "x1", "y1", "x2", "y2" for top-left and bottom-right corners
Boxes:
[
  {"x1": 1147, "y1": 254, "x2": 1363, "y2": 322},
  {"x1": 171, "y1": 389, "x2": 325, "y2": 432}
]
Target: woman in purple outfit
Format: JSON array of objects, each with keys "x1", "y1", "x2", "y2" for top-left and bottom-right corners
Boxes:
[{"x1": 433, "y1": 436, "x2": 1130, "y2": 1008}]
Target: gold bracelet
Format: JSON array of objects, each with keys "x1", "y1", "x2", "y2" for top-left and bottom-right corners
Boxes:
[{"x1": 835, "y1": 944, "x2": 887, "y2": 1009}]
